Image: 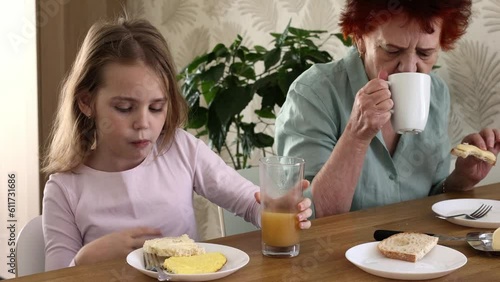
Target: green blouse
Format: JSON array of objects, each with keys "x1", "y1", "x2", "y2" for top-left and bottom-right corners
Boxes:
[{"x1": 276, "y1": 48, "x2": 450, "y2": 217}]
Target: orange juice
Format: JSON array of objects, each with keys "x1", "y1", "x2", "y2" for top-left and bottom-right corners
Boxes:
[{"x1": 261, "y1": 211, "x2": 300, "y2": 247}]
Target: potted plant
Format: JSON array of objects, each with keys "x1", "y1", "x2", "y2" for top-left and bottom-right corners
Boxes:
[{"x1": 179, "y1": 22, "x2": 351, "y2": 169}]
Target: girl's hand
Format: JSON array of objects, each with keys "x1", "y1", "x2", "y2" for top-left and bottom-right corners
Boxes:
[
  {"x1": 255, "y1": 179, "x2": 313, "y2": 230},
  {"x1": 74, "y1": 227, "x2": 161, "y2": 266}
]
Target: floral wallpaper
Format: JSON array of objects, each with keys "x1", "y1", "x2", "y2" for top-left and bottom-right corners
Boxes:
[{"x1": 128, "y1": 0, "x2": 500, "y2": 238}]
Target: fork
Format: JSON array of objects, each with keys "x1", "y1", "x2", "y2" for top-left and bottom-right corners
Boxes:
[
  {"x1": 435, "y1": 203, "x2": 493, "y2": 220},
  {"x1": 144, "y1": 252, "x2": 171, "y2": 281}
]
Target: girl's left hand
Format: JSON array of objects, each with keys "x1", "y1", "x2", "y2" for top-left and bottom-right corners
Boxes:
[{"x1": 254, "y1": 180, "x2": 313, "y2": 230}]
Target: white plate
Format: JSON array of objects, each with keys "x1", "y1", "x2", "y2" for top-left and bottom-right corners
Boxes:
[
  {"x1": 432, "y1": 199, "x2": 500, "y2": 228},
  {"x1": 345, "y1": 242, "x2": 467, "y2": 280},
  {"x1": 126, "y1": 243, "x2": 249, "y2": 281}
]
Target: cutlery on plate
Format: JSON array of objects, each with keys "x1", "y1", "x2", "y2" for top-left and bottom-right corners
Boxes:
[
  {"x1": 435, "y1": 203, "x2": 492, "y2": 220},
  {"x1": 144, "y1": 252, "x2": 171, "y2": 281},
  {"x1": 373, "y1": 230, "x2": 469, "y2": 242}
]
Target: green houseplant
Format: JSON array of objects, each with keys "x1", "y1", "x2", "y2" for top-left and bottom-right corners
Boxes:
[{"x1": 179, "y1": 23, "x2": 351, "y2": 169}]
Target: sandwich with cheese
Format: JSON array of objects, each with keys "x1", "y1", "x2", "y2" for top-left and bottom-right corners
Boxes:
[{"x1": 143, "y1": 234, "x2": 205, "y2": 257}]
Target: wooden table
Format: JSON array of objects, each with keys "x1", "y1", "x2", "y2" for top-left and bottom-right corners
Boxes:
[{"x1": 11, "y1": 183, "x2": 500, "y2": 281}]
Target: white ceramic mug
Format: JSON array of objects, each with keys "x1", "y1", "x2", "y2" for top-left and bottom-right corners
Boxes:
[{"x1": 388, "y1": 72, "x2": 431, "y2": 134}]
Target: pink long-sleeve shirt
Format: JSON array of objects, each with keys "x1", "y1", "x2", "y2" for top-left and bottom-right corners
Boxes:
[{"x1": 42, "y1": 129, "x2": 260, "y2": 271}]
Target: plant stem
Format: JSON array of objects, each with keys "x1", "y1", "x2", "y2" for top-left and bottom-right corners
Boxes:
[
  {"x1": 223, "y1": 141, "x2": 238, "y2": 169},
  {"x1": 235, "y1": 117, "x2": 242, "y2": 169}
]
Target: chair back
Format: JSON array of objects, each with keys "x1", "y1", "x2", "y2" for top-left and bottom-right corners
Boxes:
[
  {"x1": 15, "y1": 215, "x2": 44, "y2": 277},
  {"x1": 194, "y1": 193, "x2": 224, "y2": 240},
  {"x1": 221, "y1": 167, "x2": 260, "y2": 236}
]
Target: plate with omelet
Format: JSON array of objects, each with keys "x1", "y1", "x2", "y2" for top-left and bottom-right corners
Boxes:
[{"x1": 127, "y1": 242, "x2": 250, "y2": 281}]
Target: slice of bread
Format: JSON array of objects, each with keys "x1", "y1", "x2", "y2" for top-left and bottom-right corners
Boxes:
[
  {"x1": 451, "y1": 143, "x2": 496, "y2": 165},
  {"x1": 377, "y1": 232, "x2": 438, "y2": 262},
  {"x1": 143, "y1": 234, "x2": 205, "y2": 257},
  {"x1": 163, "y1": 252, "x2": 227, "y2": 274}
]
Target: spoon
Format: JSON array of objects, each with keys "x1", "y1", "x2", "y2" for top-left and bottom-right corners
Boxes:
[{"x1": 466, "y1": 232, "x2": 500, "y2": 256}]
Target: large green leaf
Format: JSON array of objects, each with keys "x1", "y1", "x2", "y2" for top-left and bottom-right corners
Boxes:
[
  {"x1": 304, "y1": 50, "x2": 333, "y2": 63},
  {"x1": 245, "y1": 52, "x2": 265, "y2": 63},
  {"x1": 212, "y1": 86, "x2": 254, "y2": 126},
  {"x1": 184, "y1": 87, "x2": 200, "y2": 108},
  {"x1": 264, "y1": 48, "x2": 281, "y2": 71},
  {"x1": 254, "y1": 72, "x2": 278, "y2": 95},
  {"x1": 207, "y1": 107, "x2": 227, "y2": 153},
  {"x1": 230, "y1": 62, "x2": 256, "y2": 80},
  {"x1": 213, "y1": 43, "x2": 229, "y2": 58},
  {"x1": 240, "y1": 123, "x2": 256, "y2": 158},
  {"x1": 201, "y1": 81, "x2": 218, "y2": 105},
  {"x1": 184, "y1": 52, "x2": 215, "y2": 73},
  {"x1": 277, "y1": 67, "x2": 306, "y2": 97},
  {"x1": 187, "y1": 107, "x2": 208, "y2": 129},
  {"x1": 288, "y1": 27, "x2": 310, "y2": 38},
  {"x1": 259, "y1": 85, "x2": 284, "y2": 109},
  {"x1": 289, "y1": 26, "x2": 325, "y2": 38},
  {"x1": 253, "y1": 132, "x2": 274, "y2": 148},
  {"x1": 255, "y1": 108, "x2": 275, "y2": 119},
  {"x1": 199, "y1": 63, "x2": 225, "y2": 83},
  {"x1": 254, "y1": 45, "x2": 267, "y2": 53}
]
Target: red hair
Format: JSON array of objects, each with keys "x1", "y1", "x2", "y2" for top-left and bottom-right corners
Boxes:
[{"x1": 339, "y1": 0, "x2": 472, "y2": 51}]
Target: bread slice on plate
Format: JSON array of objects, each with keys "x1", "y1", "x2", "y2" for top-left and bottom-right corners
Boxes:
[
  {"x1": 377, "y1": 232, "x2": 438, "y2": 262},
  {"x1": 143, "y1": 234, "x2": 205, "y2": 257}
]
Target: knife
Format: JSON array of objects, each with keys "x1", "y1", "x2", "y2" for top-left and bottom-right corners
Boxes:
[{"x1": 374, "y1": 229, "x2": 468, "y2": 242}]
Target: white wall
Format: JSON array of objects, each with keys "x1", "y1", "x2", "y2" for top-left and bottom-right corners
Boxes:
[{"x1": 0, "y1": 0, "x2": 39, "y2": 278}]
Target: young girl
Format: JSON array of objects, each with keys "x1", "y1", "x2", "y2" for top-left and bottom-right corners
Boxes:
[{"x1": 42, "y1": 17, "x2": 312, "y2": 271}]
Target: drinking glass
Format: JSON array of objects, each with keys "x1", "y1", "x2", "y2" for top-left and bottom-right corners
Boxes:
[{"x1": 259, "y1": 156, "x2": 304, "y2": 257}]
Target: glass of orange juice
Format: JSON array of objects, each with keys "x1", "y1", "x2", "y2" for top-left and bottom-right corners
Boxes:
[{"x1": 259, "y1": 156, "x2": 304, "y2": 257}]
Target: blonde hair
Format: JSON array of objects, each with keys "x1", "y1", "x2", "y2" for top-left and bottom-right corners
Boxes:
[{"x1": 43, "y1": 18, "x2": 187, "y2": 174}]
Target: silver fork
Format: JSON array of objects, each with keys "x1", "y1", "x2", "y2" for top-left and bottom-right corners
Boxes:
[
  {"x1": 144, "y1": 252, "x2": 171, "y2": 281},
  {"x1": 436, "y1": 203, "x2": 493, "y2": 220}
]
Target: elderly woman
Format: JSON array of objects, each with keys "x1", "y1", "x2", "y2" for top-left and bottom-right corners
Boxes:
[{"x1": 276, "y1": 0, "x2": 500, "y2": 217}]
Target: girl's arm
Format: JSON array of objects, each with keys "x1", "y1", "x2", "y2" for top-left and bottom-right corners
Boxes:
[
  {"x1": 42, "y1": 180, "x2": 83, "y2": 271},
  {"x1": 43, "y1": 179, "x2": 161, "y2": 269},
  {"x1": 191, "y1": 137, "x2": 312, "y2": 228}
]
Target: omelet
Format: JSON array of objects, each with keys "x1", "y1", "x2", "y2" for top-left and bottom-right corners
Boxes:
[{"x1": 163, "y1": 252, "x2": 227, "y2": 274}]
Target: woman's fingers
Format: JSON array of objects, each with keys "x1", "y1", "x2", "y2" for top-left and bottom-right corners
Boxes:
[
  {"x1": 376, "y1": 96, "x2": 394, "y2": 112},
  {"x1": 297, "y1": 197, "x2": 311, "y2": 212},
  {"x1": 301, "y1": 179, "x2": 310, "y2": 190},
  {"x1": 297, "y1": 207, "x2": 312, "y2": 220},
  {"x1": 299, "y1": 220, "x2": 311, "y2": 229},
  {"x1": 362, "y1": 78, "x2": 389, "y2": 95},
  {"x1": 352, "y1": 78, "x2": 393, "y2": 135},
  {"x1": 479, "y1": 128, "x2": 500, "y2": 149}
]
